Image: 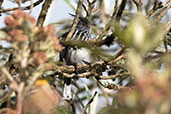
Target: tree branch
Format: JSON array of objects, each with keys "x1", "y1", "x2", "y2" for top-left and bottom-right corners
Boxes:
[
  {"x1": 132, "y1": 0, "x2": 142, "y2": 11},
  {"x1": 85, "y1": 0, "x2": 97, "y2": 19},
  {"x1": 0, "y1": 0, "x2": 44, "y2": 13},
  {"x1": 0, "y1": 66, "x2": 16, "y2": 83},
  {"x1": 153, "y1": 2, "x2": 171, "y2": 24},
  {"x1": 37, "y1": 0, "x2": 53, "y2": 27},
  {"x1": 80, "y1": 91, "x2": 97, "y2": 114},
  {"x1": 66, "y1": 0, "x2": 83, "y2": 41},
  {"x1": 116, "y1": 0, "x2": 127, "y2": 21},
  {"x1": 93, "y1": 0, "x2": 119, "y2": 40}
]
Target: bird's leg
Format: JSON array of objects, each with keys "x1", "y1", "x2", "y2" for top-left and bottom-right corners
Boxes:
[{"x1": 73, "y1": 63, "x2": 79, "y2": 80}]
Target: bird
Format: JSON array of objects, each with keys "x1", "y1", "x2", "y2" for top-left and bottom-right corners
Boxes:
[{"x1": 59, "y1": 14, "x2": 94, "y2": 100}]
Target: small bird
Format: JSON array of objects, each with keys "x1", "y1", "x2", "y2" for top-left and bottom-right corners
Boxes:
[{"x1": 60, "y1": 14, "x2": 94, "y2": 100}]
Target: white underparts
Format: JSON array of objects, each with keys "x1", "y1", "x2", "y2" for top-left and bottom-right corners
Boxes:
[{"x1": 63, "y1": 84, "x2": 72, "y2": 100}]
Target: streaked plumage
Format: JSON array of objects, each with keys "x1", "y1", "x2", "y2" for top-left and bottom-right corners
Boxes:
[{"x1": 60, "y1": 15, "x2": 93, "y2": 100}]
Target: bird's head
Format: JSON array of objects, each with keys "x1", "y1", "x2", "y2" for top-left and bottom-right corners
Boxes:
[{"x1": 69, "y1": 13, "x2": 93, "y2": 30}]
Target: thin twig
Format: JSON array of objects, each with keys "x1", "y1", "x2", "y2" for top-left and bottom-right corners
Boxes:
[
  {"x1": 116, "y1": 0, "x2": 127, "y2": 21},
  {"x1": 147, "y1": 0, "x2": 170, "y2": 17},
  {"x1": 82, "y1": 3, "x2": 87, "y2": 16},
  {"x1": 54, "y1": 52, "x2": 124, "y2": 72},
  {"x1": 146, "y1": 0, "x2": 163, "y2": 17},
  {"x1": 132, "y1": 0, "x2": 142, "y2": 11},
  {"x1": 113, "y1": 0, "x2": 119, "y2": 15},
  {"x1": 55, "y1": 69, "x2": 129, "y2": 79},
  {"x1": 66, "y1": 0, "x2": 83, "y2": 41},
  {"x1": 86, "y1": 0, "x2": 91, "y2": 4},
  {"x1": 18, "y1": 0, "x2": 22, "y2": 8},
  {"x1": 0, "y1": 0, "x2": 44, "y2": 13},
  {"x1": 93, "y1": 0, "x2": 126, "y2": 40},
  {"x1": 162, "y1": 0, "x2": 171, "y2": 6},
  {"x1": 93, "y1": 0, "x2": 118, "y2": 40},
  {"x1": 0, "y1": 89, "x2": 13, "y2": 106},
  {"x1": 29, "y1": 0, "x2": 33, "y2": 13},
  {"x1": 0, "y1": 0, "x2": 4, "y2": 7},
  {"x1": 37, "y1": 0, "x2": 53, "y2": 27},
  {"x1": 80, "y1": 91, "x2": 97, "y2": 114},
  {"x1": 98, "y1": 73, "x2": 130, "y2": 80},
  {"x1": 23, "y1": 70, "x2": 42, "y2": 96},
  {"x1": 75, "y1": 94, "x2": 85, "y2": 112},
  {"x1": 16, "y1": 83, "x2": 24, "y2": 114},
  {"x1": 153, "y1": 2, "x2": 171, "y2": 24},
  {"x1": 98, "y1": 80, "x2": 133, "y2": 91},
  {"x1": 92, "y1": 0, "x2": 102, "y2": 13},
  {"x1": 85, "y1": 0, "x2": 97, "y2": 19},
  {"x1": 0, "y1": 66, "x2": 16, "y2": 83}
]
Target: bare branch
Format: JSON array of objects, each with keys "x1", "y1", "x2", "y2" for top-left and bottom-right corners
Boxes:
[
  {"x1": 97, "y1": 79, "x2": 133, "y2": 91},
  {"x1": 132, "y1": 0, "x2": 142, "y2": 11},
  {"x1": 116, "y1": 0, "x2": 127, "y2": 21},
  {"x1": 93, "y1": 0, "x2": 119, "y2": 40},
  {"x1": 18, "y1": 0, "x2": 22, "y2": 8},
  {"x1": 80, "y1": 91, "x2": 97, "y2": 114},
  {"x1": 147, "y1": 0, "x2": 163, "y2": 17},
  {"x1": 0, "y1": 66, "x2": 16, "y2": 83},
  {"x1": 153, "y1": 2, "x2": 171, "y2": 24},
  {"x1": 85, "y1": 0, "x2": 97, "y2": 19},
  {"x1": 0, "y1": 89, "x2": 13, "y2": 106},
  {"x1": 92, "y1": 1, "x2": 102, "y2": 13},
  {"x1": 29, "y1": 0, "x2": 33, "y2": 13},
  {"x1": 37, "y1": 0, "x2": 53, "y2": 27},
  {"x1": 66, "y1": 0, "x2": 83, "y2": 41},
  {"x1": 147, "y1": 0, "x2": 170, "y2": 17},
  {"x1": 0, "y1": 0, "x2": 44, "y2": 13},
  {"x1": 0, "y1": 0, "x2": 4, "y2": 7},
  {"x1": 16, "y1": 83, "x2": 24, "y2": 114}
]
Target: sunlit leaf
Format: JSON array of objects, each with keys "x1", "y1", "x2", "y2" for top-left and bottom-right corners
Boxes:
[{"x1": 114, "y1": 13, "x2": 166, "y2": 54}]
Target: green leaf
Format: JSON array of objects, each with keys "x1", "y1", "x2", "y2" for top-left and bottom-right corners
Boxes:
[
  {"x1": 114, "y1": 13, "x2": 166, "y2": 54},
  {"x1": 54, "y1": 105, "x2": 74, "y2": 114},
  {"x1": 111, "y1": 98, "x2": 118, "y2": 107}
]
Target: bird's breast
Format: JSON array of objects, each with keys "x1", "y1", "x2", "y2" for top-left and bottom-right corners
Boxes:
[{"x1": 70, "y1": 47, "x2": 92, "y2": 64}]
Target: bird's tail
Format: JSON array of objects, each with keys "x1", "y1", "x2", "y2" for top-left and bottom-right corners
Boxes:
[{"x1": 63, "y1": 78, "x2": 72, "y2": 100}]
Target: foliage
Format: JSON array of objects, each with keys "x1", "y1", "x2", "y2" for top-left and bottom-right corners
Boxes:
[{"x1": 0, "y1": 0, "x2": 171, "y2": 114}]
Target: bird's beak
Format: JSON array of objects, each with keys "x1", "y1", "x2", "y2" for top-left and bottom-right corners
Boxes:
[{"x1": 69, "y1": 13, "x2": 75, "y2": 17}]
